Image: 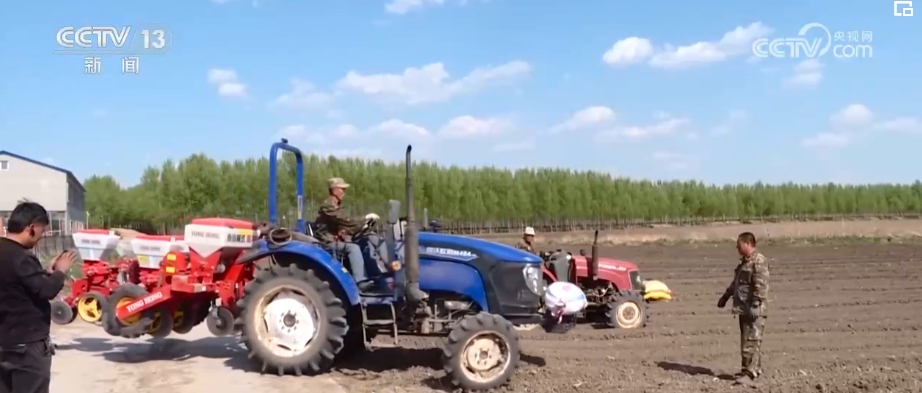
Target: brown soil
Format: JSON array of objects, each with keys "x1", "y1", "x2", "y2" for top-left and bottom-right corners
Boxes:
[
  {"x1": 330, "y1": 242, "x2": 922, "y2": 393},
  {"x1": 477, "y1": 218, "x2": 922, "y2": 245}
]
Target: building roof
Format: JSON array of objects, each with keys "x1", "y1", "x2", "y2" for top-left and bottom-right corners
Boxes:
[{"x1": 0, "y1": 151, "x2": 86, "y2": 192}]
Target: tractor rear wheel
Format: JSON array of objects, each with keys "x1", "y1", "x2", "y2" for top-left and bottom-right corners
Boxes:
[
  {"x1": 236, "y1": 264, "x2": 348, "y2": 376},
  {"x1": 605, "y1": 290, "x2": 647, "y2": 329},
  {"x1": 442, "y1": 313, "x2": 520, "y2": 391},
  {"x1": 51, "y1": 300, "x2": 76, "y2": 325},
  {"x1": 102, "y1": 284, "x2": 155, "y2": 338}
]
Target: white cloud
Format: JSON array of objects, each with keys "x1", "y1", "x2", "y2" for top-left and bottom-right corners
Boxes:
[
  {"x1": 385, "y1": 0, "x2": 445, "y2": 14},
  {"x1": 336, "y1": 61, "x2": 531, "y2": 105},
  {"x1": 552, "y1": 106, "x2": 615, "y2": 132},
  {"x1": 369, "y1": 119, "x2": 431, "y2": 138},
  {"x1": 711, "y1": 110, "x2": 749, "y2": 136},
  {"x1": 831, "y1": 104, "x2": 873, "y2": 126},
  {"x1": 207, "y1": 68, "x2": 247, "y2": 98},
  {"x1": 784, "y1": 59, "x2": 824, "y2": 87},
  {"x1": 384, "y1": 0, "x2": 485, "y2": 14},
  {"x1": 272, "y1": 79, "x2": 334, "y2": 109},
  {"x1": 875, "y1": 117, "x2": 921, "y2": 133},
  {"x1": 602, "y1": 37, "x2": 654, "y2": 66},
  {"x1": 801, "y1": 104, "x2": 918, "y2": 150},
  {"x1": 438, "y1": 115, "x2": 512, "y2": 138},
  {"x1": 802, "y1": 132, "x2": 850, "y2": 148},
  {"x1": 596, "y1": 115, "x2": 690, "y2": 142},
  {"x1": 492, "y1": 139, "x2": 535, "y2": 152},
  {"x1": 604, "y1": 23, "x2": 772, "y2": 69}
]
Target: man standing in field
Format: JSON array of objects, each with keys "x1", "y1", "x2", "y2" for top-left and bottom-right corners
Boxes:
[
  {"x1": 718, "y1": 232, "x2": 769, "y2": 386},
  {"x1": 515, "y1": 227, "x2": 536, "y2": 254}
]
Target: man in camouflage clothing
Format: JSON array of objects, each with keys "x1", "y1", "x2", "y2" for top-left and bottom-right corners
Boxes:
[
  {"x1": 718, "y1": 232, "x2": 770, "y2": 386},
  {"x1": 515, "y1": 227, "x2": 536, "y2": 254},
  {"x1": 313, "y1": 177, "x2": 381, "y2": 290}
]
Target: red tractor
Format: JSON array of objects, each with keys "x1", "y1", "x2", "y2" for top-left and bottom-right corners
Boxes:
[{"x1": 540, "y1": 231, "x2": 671, "y2": 329}]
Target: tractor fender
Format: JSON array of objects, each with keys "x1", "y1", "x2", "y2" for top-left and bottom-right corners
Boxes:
[{"x1": 236, "y1": 241, "x2": 361, "y2": 306}]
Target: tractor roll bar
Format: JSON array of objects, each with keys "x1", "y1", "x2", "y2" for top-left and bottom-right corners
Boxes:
[{"x1": 268, "y1": 138, "x2": 305, "y2": 233}]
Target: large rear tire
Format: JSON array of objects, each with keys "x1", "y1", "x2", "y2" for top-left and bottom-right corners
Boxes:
[
  {"x1": 236, "y1": 264, "x2": 348, "y2": 376},
  {"x1": 442, "y1": 313, "x2": 520, "y2": 391}
]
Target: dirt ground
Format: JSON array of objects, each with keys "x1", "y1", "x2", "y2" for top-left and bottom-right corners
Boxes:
[
  {"x1": 328, "y1": 242, "x2": 922, "y2": 393},
  {"x1": 478, "y1": 218, "x2": 922, "y2": 245},
  {"x1": 52, "y1": 241, "x2": 922, "y2": 393}
]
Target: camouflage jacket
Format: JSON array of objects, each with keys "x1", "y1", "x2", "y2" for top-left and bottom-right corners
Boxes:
[
  {"x1": 515, "y1": 241, "x2": 535, "y2": 254},
  {"x1": 724, "y1": 251, "x2": 770, "y2": 316},
  {"x1": 312, "y1": 196, "x2": 361, "y2": 242}
]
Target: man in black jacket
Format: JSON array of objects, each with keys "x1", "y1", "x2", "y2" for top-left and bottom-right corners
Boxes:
[{"x1": 0, "y1": 202, "x2": 76, "y2": 393}]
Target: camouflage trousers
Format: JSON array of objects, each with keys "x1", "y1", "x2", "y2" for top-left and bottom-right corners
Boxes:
[{"x1": 738, "y1": 314, "x2": 765, "y2": 378}]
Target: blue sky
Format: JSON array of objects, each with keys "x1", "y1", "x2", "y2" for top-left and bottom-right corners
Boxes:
[{"x1": 1, "y1": 0, "x2": 920, "y2": 186}]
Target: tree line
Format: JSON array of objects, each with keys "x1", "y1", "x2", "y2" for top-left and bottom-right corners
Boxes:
[{"x1": 83, "y1": 152, "x2": 922, "y2": 234}]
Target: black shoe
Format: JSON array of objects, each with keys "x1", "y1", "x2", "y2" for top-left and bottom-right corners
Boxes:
[{"x1": 733, "y1": 374, "x2": 756, "y2": 386}]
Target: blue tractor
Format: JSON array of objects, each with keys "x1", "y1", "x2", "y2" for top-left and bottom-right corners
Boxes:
[{"x1": 234, "y1": 143, "x2": 552, "y2": 390}]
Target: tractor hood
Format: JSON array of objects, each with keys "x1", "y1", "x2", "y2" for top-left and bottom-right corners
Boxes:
[
  {"x1": 572, "y1": 255, "x2": 639, "y2": 272},
  {"x1": 418, "y1": 232, "x2": 542, "y2": 263}
]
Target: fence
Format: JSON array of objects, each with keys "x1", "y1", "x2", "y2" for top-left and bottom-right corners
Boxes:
[{"x1": 34, "y1": 235, "x2": 74, "y2": 262}]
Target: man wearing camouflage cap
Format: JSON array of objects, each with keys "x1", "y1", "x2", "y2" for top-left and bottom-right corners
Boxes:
[{"x1": 313, "y1": 177, "x2": 384, "y2": 291}]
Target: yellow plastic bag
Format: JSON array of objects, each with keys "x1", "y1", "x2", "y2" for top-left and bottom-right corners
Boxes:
[{"x1": 642, "y1": 280, "x2": 672, "y2": 301}]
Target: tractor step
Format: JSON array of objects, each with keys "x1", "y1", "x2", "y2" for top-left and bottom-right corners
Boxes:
[
  {"x1": 361, "y1": 302, "x2": 399, "y2": 345},
  {"x1": 364, "y1": 319, "x2": 395, "y2": 326}
]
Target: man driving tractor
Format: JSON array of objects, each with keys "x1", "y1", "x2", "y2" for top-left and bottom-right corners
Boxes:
[
  {"x1": 515, "y1": 227, "x2": 537, "y2": 254},
  {"x1": 313, "y1": 177, "x2": 387, "y2": 291}
]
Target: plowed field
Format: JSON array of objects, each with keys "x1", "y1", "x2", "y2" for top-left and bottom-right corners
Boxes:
[{"x1": 332, "y1": 243, "x2": 922, "y2": 393}]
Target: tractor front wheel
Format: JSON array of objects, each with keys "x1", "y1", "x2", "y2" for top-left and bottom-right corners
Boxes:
[
  {"x1": 236, "y1": 264, "x2": 348, "y2": 376},
  {"x1": 605, "y1": 290, "x2": 647, "y2": 329},
  {"x1": 442, "y1": 313, "x2": 520, "y2": 391}
]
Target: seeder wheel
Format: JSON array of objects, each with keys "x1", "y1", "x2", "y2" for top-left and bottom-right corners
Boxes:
[
  {"x1": 206, "y1": 306, "x2": 236, "y2": 337},
  {"x1": 442, "y1": 313, "x2": 520, "y2": 391},
  {"x1": 147, "y1": 308, "x2": 174, "y2": 338},
  {"x1": 102, "y1": 284, "x2": 155, "y2": 338},
  {"x1": 76, "y1": 291, "x2": 108, "y2": 324},
  {"x1": 51, "y1": 300, "x2": 76, "y2": 325},
  {"x1": 171, "y1": 304, "x2": 198, "y2": 334}
]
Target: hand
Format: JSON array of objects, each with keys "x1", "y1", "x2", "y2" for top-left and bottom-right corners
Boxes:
[
  {"x1": 748, "y1": 303, "x2": 761, "y2": 318},
  {"x1": 51, "y1": 251, "x2": 77, "y2": 274},
  {"x1": 365, "y1": 213, "x2": 380, "y2": 222},
  {"x1": 717, "y1": 294, "x2": 730, "y2": 308}
]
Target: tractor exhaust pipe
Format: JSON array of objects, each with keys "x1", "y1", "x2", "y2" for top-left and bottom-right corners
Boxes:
[
  {"x1": 590, "y1": 230, "x2": 599, "y2": 280},
  {"x1": 403, "y1": 145, "x2": 426, "y2": 302}
]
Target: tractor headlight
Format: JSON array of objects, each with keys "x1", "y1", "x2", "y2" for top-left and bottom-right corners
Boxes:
[{"x1": 522, "y1": 264, "x2": 541, "y2": 295}]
